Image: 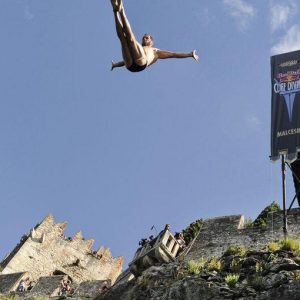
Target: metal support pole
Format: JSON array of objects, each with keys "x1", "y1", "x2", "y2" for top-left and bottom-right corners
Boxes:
[{"x1": 281, "y1": 155, "x2": 288, "y2": 236}]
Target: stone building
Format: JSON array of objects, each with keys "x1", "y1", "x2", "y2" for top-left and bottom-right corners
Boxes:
[{"x1": 0, "y1": 214, "x2": 123, "y2": 297}]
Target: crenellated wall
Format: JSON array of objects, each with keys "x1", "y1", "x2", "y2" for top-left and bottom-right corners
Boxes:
[
  {"x1": 185, "y1": 208, "x2": 300, "y2": 262},
  {"x1": 1, "y1": 214, "x2": 123, "y2": 285}
]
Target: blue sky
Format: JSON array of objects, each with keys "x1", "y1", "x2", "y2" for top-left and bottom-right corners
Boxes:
[{"x1": 1, "y1": 0, "x2": 300, "y2": 266}]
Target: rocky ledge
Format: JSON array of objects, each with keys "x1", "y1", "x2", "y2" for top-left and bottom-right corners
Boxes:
[{"x1": 96, "y1": 245, "x2": 300, "y2": 300}]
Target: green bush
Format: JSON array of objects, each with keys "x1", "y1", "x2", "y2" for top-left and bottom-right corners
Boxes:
[
  {"x1": 187, "y1": 257, "x2": 206, "y2": 275},
  {"x1": 0, "y1": 296, "x2": 13, "y2": 300},
  {"x1": 254, "y1": 219, "x2": 267, "y2": 229},
  {"x1": 294, "y1": 249, "x2": 300, "y2": 257},
  {"x1": 0, "y1": 295, "x2": 23, "y2": 300},
  {"x1": 268, "y1": 252, "x2": 279, "y2": 263},
  {"x1": 230, "y1": 258, "x2": 243, "y2": 273},
  {"x1": 206, "y1": 256, "x2": 222, "y2": 272},
  {"x1": 255, "y1": 262, "x2": 264, "y2": 274},
  {"x1": 252, "y1": 201, "x2": 281, "y2": 229},
  {"x1": 294, "y1": 270, "x2": 300, "y2": 280},
  {"x1": 280, "y1": 239, "x2": 300, "y2": 252},
  {"x1": 225, "y1": 273, "x2": 240, "y2": 288},
  {"x1": 224, "y1": 245, "x2": 247, "y2": 257},
  {"x1": 244, "y1": 218, "x2": 254, "y2": 228},
  {"x1": 182, "y1": 219, "x2": 203, "y2": 245},
  {"x1": 267, "y1": 241, "x2": 280, "y2": 252}
]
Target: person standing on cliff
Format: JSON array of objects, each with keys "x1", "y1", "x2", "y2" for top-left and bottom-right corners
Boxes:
[
  {"x1": 110, "y1": 0, "x2": 199, "y2": 72},
  {"x1": 291, "y1": 153, "x2": 300, "y2": 206}
]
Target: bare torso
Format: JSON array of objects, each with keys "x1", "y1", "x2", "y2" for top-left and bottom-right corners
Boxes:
[{"x1": 143, "y1": 46, "x2": 159, "y2": 66}]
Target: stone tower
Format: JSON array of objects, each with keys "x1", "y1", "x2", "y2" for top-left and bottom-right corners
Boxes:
[{"x1": 1, "y1": 214, "x2": 123, "y2": 284}]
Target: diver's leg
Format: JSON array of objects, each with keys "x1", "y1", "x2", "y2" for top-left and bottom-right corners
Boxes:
[
  {"x1": 117, "y1": 4, "x2": 135, "y2": 42},
  {"x1": 118, "y1": 5, "x2": 147, "y2": 64},
  {"x1": 113, "y1": 12, "x2": 132, "y2": 67},
  {"x1": 113, "y1": 10, "x2": 124, "y2": 41}
]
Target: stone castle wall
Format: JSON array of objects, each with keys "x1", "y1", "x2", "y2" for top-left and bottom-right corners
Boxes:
[
  {"x1": 1, "y1": 214, "x2": 123, "y2": 285},
  {"x1": 185, "y1": 208, "x2": 300, "y2": 262}
]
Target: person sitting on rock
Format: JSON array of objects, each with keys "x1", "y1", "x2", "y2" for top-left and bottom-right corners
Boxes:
[
  {"x1": 178, "y1": 232, "x2": 186, "y2": 248},
  {"x1": 17, "y1": 280, "x2": 26, "y2": 292},
  {"x1": 175, "y1": 232, "x2": 186, "y2": 251},
  {"x1": 61, "y1": 280, "x2": 71, "y2": 295},
  {"x1": 165, "y1": 224, "x2": 171, "y2": 231},
  {"x1": 139, "y1": 238, "x2": 148, "y2": 247},
  {"x1": 27, "y1": 280, "x2": 35, "y2": 291}
]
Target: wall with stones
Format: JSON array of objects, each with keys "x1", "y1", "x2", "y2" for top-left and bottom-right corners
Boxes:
[
  {"x1": 185, "y1": 208, "x2": 300, "y2": 262},
  {"x1": 1, "y1": 214, "x2": 123, "y2": 284},
  {"x1": 29, "y1": 275, "x2": 65, "y2": 297},
  {"x1": 0, "y1": 272, "x2": 27, "y2": 294}
]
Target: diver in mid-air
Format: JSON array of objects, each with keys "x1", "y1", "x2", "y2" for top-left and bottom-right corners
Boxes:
[{"x1": 110, "y1": 0, "x2": 199, "y2": 72}]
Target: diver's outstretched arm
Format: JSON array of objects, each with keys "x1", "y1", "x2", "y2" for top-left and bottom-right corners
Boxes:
[
  {"x1": 156, "y1": 49, "x2": 199, "y2": 61},
  {"x1": 111, "y1": 60, "x2": 125, "y2": 71}
]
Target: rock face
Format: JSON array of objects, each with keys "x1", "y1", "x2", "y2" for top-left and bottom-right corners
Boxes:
[
  {"x1": 29, "y1": 275, "x2": 65, "y2": 297},
  {"x1": 0, "y1": 272, "x2": 27, "y2": 294},
  {"x1": 184, "y1": 208, "x2": 300, "y2": 262},
  {"x1": 97, "y1": 250, "x2": 300, "y2": 300},
  {"x1": 3, "y1": 208, "x2": 300, "y2": 299},
  {"x1": 97, "y1": 208, "x2": 300, "y2": 300}
]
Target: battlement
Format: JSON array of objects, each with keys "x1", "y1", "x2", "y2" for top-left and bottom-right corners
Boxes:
[
  {"x1": 1, "y1": 214, "x2": 123, "y2": 285},
  {"x1": 185, "y1": 208, "x2": 300, "y2": 262}
]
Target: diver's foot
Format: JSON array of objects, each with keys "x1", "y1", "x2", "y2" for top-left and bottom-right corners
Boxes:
[
  {"x1": 119, "y1": 1, "x2": 124, "y2": 12},
  {"x1": 111, "y1": 0, "x2": 122, "y2": 12},
  {"x1": 192, "y1": 50, "x2": 199, "y2": 62}
]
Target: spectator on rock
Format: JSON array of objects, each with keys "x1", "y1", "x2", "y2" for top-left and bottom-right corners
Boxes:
[
  {"x1": 165, "y1": 224, "x2": 171, "y2": 231},
  {"x1": 61, "y1": 280, "x2": 71, "y2": 295},
  {"x1": 158, "y1": 224, "x2": 171, "y2": 237},
  {"x1": 139, "y1": 238, "x2": 148, "y2": 247},
  {"x1": 27, "y1": 280, "x2": 35, "y2": 291},
  {"x1": 17, "y1": 280, "x2": 26, "y2": 292},
  {"x1": 178, "y1": 232, "x2": 186, "y2": 248}
]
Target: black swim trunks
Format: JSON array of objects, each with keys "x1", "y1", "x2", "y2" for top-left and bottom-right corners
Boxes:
[{"x1": 127, "y1": 62, "x2": 147, "y2": 72}]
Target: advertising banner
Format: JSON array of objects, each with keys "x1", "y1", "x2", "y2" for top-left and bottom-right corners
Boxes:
[{"x1": 271, "y1": 50, "x2": 300, "y2": 162}]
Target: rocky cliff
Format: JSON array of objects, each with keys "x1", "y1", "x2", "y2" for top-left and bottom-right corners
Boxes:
[
  {"x1": 96, "y1": 206, "x2": 300, "y2": 300},
  {"x1": 3, "y1": 206, "x2": 300, "y2": 299},
  {"x1": 97, "y1": 247, "x2": 300, "y2": 299}
]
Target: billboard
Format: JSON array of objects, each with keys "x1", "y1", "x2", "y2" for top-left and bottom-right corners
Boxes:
[{"x1": 271, "y1": 50, "x2": 300, "y2": 162}]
